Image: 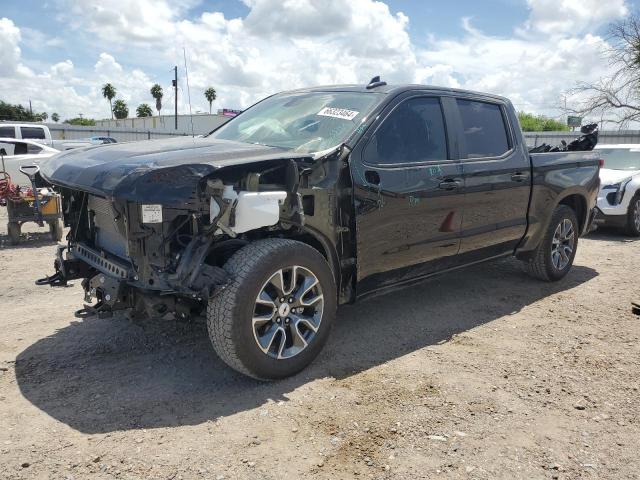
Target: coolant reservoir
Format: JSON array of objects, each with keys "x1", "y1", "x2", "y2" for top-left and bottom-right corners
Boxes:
[
  {"x1": 223, "y1": 185, "x2": 238, "y2": 203},
  {"x1": 210, "y1": 185, "x2": 238, "y2": 223}
]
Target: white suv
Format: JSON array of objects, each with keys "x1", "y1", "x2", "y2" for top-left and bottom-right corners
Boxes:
[
  {"x1": 0, "y1": 123, "x2": 54, "y2": 147},
  {"x1": 594, "y1": 144, "x2": 640, "y2": 236}
]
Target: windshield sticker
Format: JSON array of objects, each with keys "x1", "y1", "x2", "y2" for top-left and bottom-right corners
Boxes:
[{"x1": 317, "y1": 107, "x2": 360, "y2": 121}]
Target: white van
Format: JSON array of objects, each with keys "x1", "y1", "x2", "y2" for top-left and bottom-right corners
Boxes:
[{"x1": 0, "y1": 123, "x2": 53, "y2": 147}]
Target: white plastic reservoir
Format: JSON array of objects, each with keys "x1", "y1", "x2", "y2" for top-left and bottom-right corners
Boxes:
[{"x1": 232, "y1": 191, "x2": 288, "y2": 234}]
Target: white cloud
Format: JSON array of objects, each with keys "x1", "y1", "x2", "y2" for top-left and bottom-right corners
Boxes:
[
  {"x1": 524, "y1": 0, "x2": 628, "y2": 35},
  {"x1": 94, "y1": 53, "x2": 123, "y2": 74},
  {"x1": 0, "y1": 17, "x2": 25, "y2": 76},
  {"x1": 0, "y1": 1, "x2": 633, "y2": 123},
  {"x1": 0, "y1": 18, "x2": 161, "y2": 120}
]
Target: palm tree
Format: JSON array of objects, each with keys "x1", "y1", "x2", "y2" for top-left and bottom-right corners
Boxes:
[
  {"x1": 204, "y1": 87, "x2": 217, "y2": 114},
  {"x1": 112, "y1": 99, "x2": 129, "y2": 120},
  {"x1": 101, "y1": 83, "x2": 116, "y2": 119},
  {"x1": 150, "y1": 84, "x2": 163, "y2": 116},
  {"x1": 136, "y1": 103, "x2": 153, "y2": 117},
  {"x1": 51, "y1": 113, "x2": 59, "y2": 123}
]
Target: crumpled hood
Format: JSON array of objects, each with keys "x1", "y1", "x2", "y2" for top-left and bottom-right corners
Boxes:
[
  {"x1": 599, "y1": 168, "x2": 640, "y2": 186},
  {"x1": 39, "y1": 136, "x2": 308, "y2": 204}
]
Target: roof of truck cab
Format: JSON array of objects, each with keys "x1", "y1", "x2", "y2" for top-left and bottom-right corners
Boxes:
[{"x1": 285, "y1": 84, "x2": 511, "y2": 103}]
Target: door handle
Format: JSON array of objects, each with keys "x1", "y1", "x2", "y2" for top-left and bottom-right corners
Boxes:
[
  {"x1": 364, "y1": 170, "x2": 380, "y2": 185},
  {"x1": 511, "y1": 172, "x2": 528, "y2": 182},
  {"x1": 438, "y1": 179, "x2": 461, "y2": 190}
]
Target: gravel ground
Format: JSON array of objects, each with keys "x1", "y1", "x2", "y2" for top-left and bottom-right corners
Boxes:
[{"x1": 0, "y1": 207, "x2": 639, "y2": 480}]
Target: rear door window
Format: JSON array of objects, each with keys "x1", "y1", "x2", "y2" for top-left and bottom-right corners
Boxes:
[
  {"x1": 457, "y1": 99, "x2": 511, "y2": 159},
  {"x1": 365, "y1": 97, "x2": 448, "y2": 165},
  {"x1": 20, "y1": 126, "x2": 46, "y2": 140},
  {"x1": 0, "y1": 126, "x2": 16, "y2": 138},
  {"x1": 27, "y1": 143, "x2": 43, "y2": 154}
]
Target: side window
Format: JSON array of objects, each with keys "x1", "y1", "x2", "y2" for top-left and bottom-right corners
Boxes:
[
  {"x1": 21, "y1": 127, "x2": 46, "y2": 140},
  {"x1": 0, "y1": 126, "x2": 16, "y2": 138},
  {"x1": 366, "y1": 97, "x2": 448, "y2": 165},
  {"x1": 27, "y1": 143, "x2": 43, "y2": 154},
  {"x1": 457, "y1": 99, "x2": 510, "y2": 159}
]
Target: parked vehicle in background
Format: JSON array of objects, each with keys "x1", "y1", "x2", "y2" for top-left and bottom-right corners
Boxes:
[
  {"x1": 0, "y1": 123, "x2": 53, "y2": 147},
  {"x1": 0, "y1": 138, "x2": 59, "y2": 187},
  {"x1": 38, "y1": 80, "x2": 600, "y2": 380},
  {"x1": 593, "y1": 144, "x2": 640, "y2": 236},
  {"x1": 89, "y1": 136, "x2": 117, "y2": 144},
  {"x1": 52, "y1": 137, "x2": 119, "y2": 151}
]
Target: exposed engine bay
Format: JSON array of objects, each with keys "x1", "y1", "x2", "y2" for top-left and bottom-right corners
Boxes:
[{"x1": 38, "y1": 145, "x2": 355, "y2": 320}]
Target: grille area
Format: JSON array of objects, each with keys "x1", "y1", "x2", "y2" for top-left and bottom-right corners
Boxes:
[
  {"x1": 88, "y1": 195, "x2": 128, "y2": 259},
  {"x1": 74, "y1": 243, "x2": 130, "y2": 279}
]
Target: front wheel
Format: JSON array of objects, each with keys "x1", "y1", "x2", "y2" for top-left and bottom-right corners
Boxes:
[
  {"x1": 524, "y1": 205, "x2": 579, "y2": 281},
  {"x1": 207, "y1": 238, "x2": 337, "y2": 380},
  {"x1": 625, "y1": 195, "x2": 640, "y2": 237}
]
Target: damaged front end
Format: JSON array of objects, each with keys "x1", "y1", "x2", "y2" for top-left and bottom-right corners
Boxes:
[{"x1": 37, "y1": 141, "x2": 351, "y2": 320}]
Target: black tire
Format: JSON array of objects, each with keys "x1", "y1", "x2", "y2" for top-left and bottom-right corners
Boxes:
[
  {"x1": 625, "y1": 194, "x2": 640, "y2": 237},
  {"x1": 207, "y1": 238, "x2": 337, "y2": 380},
  {"x1": 7, "y1": 222, "x2": 21, "y2": 245},
  {"x1": 524, "y1": 205, "x2": 579, "y2": 282},
  {"x1": 49, "y1": 219, "x2": 64, "y2": 242}
]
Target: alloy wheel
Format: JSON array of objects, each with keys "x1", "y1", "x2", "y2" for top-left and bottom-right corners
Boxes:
[
  {"x1": 551, "y1": 218, "x2": 575, "y2": 270},
  {"x1": 252, "y1": 266, "x2": 324, "y2": 360},
  {"x1": 634, "y1": 199, "x2": 640, "y2": 231}
]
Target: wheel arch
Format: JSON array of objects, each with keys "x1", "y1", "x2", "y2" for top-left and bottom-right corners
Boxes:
[
  {"x1": 287, "y1": 227, "x2": 341, "y2": 287},
  {"x1": 557, "y1": 192, "x2": 588, "y2": 234},
  {"x1": 516, "y1": 187, "x2": 590, "y2": 257},
  {"x1": 203, "y1": 228, "x2": 342, "y2": 293}
]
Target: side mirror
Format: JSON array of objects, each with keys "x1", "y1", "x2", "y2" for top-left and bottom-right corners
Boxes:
[{"x1": 0, "y1": 148, "x2": 6, "y2": 156}]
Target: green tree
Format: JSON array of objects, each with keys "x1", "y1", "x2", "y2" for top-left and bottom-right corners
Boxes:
[
  {"x1": 204, "y1": 87, "x2": 217, "y2": 114},
  {"x1": 150, "y1": 84, "x2": 163, "y2": 116},
  {"x1": 518, "y1": 112, "x2": 569, "y2": 132},
  {"x1": 63, "y1": 117, "x2": 96, "y2": 126},
  {"x1": 51, "y1": 113, "x2": 59, "y2": 123},
  {"x1": 0, "y1": 100, "x2": 36, "y2": 121},
  {"x1": 136, "y1": 103, "x2": 153, "y2": 117},
  {"x1": 112, "y1": 99, "x2": 129, "y2": 120},
  {"x1": 101, "y1": 83, "x2": 116, "y2": 119},
  {"x1": 40, "y1": 112, "x2": 48, "y2": 122}
]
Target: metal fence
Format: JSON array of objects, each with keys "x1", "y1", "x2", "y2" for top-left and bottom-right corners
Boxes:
[
  {"x1": 35, "y1": 124, "x2": 640, "y2": 147},
  {"x1": 46, "y1": 124, "x2": 192, "y2": 142}
]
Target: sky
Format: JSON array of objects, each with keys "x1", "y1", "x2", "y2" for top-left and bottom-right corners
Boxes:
[{"x1": 0, "y1": 0, "x2": 633, "y2": 122}]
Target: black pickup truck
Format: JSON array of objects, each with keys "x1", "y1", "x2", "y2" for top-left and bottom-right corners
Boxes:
[{"x1": 38, "y1": 80, "x2": 600, "y2": 379}]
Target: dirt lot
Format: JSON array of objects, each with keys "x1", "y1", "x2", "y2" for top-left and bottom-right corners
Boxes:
[{"x1": 0, "y1": 208, "x2": 639, "y2": 480}]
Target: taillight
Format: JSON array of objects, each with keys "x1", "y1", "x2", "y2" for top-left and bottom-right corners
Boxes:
[{"x1": 598, "y1": 159, "x2": 605, "y2": 168}]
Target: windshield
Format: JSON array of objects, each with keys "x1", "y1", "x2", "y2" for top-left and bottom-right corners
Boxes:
[
  {"x1": 597, "y1": 148, "x2": 640, "y2": 171},
  {"x1": 209, "y1": 91, "x2": 382, "y2": 154}
]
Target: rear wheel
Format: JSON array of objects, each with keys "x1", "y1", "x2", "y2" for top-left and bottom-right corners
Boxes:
[
  {"x1": 625, "y1": 195, "x2": 640, "y2": 237},
  {"x1": 207, "y1": 238, "x2": 337, "y2": 380},
  {"x1": 7, "y1": 222, "x2": 21, "y2": 245},
  {"x1": 524, "y1": 205, "x2": 579, "y2": 281}
]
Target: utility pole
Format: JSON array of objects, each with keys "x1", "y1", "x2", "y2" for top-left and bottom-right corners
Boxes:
[
  {"x1": 172, "y1": 66, "x2": 178, "y2": 130},
  {"x1": 29, "y1": 99, "x2": 33, "y2": 116}
]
